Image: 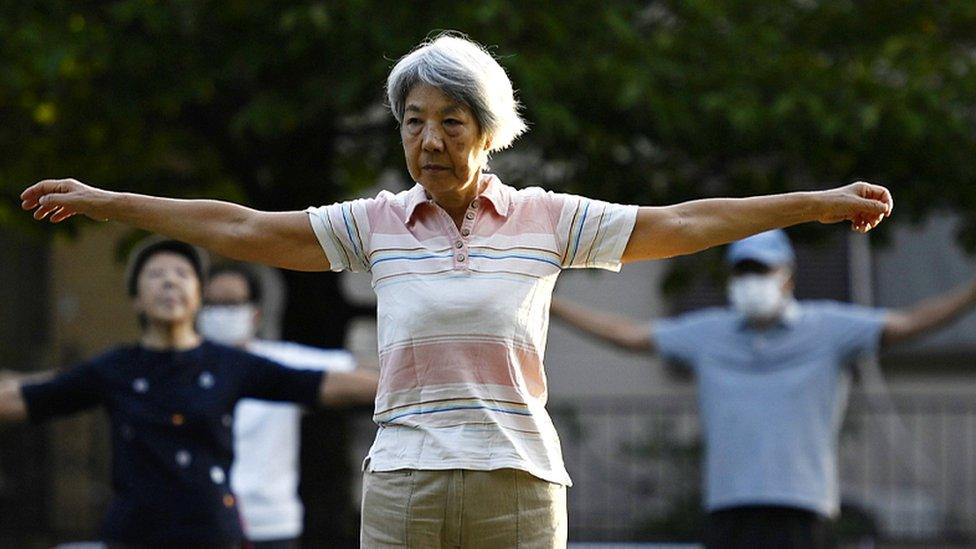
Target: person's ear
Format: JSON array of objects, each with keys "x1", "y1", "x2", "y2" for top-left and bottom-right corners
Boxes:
[
  {"x1": 479, "y1": 133, "x2": 493, "y2": 164},
  {"x1": 783, "y1": 269, "x2": 796, "y2": 294},
  {"x1": 131, "y1": 297, "x2": 148, "y2": 330}
]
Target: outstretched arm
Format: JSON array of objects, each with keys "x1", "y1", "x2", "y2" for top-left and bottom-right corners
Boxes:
[
  {"x1": 550, "y1": 297, "x2": 655, "y2": 353},
  {"x1": 319, "y1": 368, "x2": 379, "y2": 407},
  {"x1": 0, "y1": 381, "x2": 28, "y2": 423},
  {"x1": 882, "y1": 278, "x2": 976, "y2": 347},
  {"x1": 0, "y1": 369, "x2": 56, "y2": 385},
  {"x1": 623, "y1": 182, "x2": 893, "y2": 262},
  {"x1": 21, "y1": 179, "x2": 329, "y2": 272}
]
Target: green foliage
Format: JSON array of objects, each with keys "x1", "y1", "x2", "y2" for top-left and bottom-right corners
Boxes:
[{"x1": 2, "y1": 1, "x2": 975, "y2": 246}]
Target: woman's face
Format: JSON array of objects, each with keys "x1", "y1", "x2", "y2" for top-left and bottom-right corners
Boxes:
[
  {"x1": 134, "y1": 252, "x2": 201, "y2": 326},
  {"x1": 401, "y1": 83, "x2": 491, "y2": 197}
]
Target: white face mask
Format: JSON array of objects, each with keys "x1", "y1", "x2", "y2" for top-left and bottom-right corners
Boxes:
[
  {"x1": 198, "y1": 305, "x2": 257, "y2": 346},
  {"x1": 727, "y1": 273, "x2": 787, "y2": 320}
]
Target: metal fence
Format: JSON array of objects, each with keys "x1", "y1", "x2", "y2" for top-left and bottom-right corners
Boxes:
[
  {"x1": 3, "y1": 393, "x2": 975, "y2": 546},
  {"x1": 550, "y1": 393, "x2": 976, "y2": 545}
]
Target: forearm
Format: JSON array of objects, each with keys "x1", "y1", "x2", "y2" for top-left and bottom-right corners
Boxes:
[
  {"x1": 0, "y1": 369, "x2": 56, "y2": 384},
  {"x1": 550, "y1": 299, "x2": 652, "y2": 352},
  {"x1": 0, "y1": 381, "x2": 28, "y2": 423},
  {"x1": 319, "y1": 369, "x2": 378, "y2": 407},
  {"x1": 624, "y1": 192, "x2": 822, "y2": 262},
  {"x1": 883, "y1": 280, "x2": 976, "y2": 346},
  {"x1": 107, "y1": 193, "x2": 259, "y2": 259}
]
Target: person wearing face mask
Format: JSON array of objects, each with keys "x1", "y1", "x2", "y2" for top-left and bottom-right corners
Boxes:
[
  {"x1": 199, "y1": 264, "x2": 371, "y2": 549},
  {"x1": 0, "y1": 237, "x2": 378, "y2": 548},
  {"x1": 550, "y1": 229, "x2": 976, "y2": 549}
]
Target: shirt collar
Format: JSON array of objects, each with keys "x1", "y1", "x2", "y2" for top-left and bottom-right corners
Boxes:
[
  {"x1": 736, "y1": 299, "x2": 802, "y2": 331},
  {"x1": 404, "y1": 173, "x2": 512, "y2": 222}
]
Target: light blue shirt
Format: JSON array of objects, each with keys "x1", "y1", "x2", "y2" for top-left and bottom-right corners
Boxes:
[{"x1": 652, "y1": 300, "x2": 887, "y2": 517}]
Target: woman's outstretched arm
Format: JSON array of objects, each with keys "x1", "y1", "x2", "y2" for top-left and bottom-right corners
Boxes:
[
  {"x1": 22, "y1": 178, "x2": 329, "y2": 272},
  {"x1": 622, "y1": 181, "x2": 893, "y2": 262}
]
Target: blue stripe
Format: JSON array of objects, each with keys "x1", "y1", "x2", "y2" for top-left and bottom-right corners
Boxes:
[
  {"x1": 371, "y1": 253, "x2": 455, "y2": 266},
  {"x1": 340, "y1": 205, "x2": 361, "y2": 261},
  {"x1": 468, "y1": 253, "x2": 561, "y2": 268},
  {"x1": 380, "y1": 404, "x2": 533, "y2": 423},
  {"x1": 568, "y1": 201, "x2": 591, "y2": 265}
]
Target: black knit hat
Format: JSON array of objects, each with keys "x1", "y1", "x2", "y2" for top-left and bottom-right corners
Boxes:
[{"x1": 125, "y1": 237, "x2": 209, "y2": 297}]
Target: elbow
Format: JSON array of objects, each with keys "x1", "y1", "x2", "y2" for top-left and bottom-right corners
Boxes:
[
  {"x1": 644, "y1": 206, "x2": 709, "y2": 260},
  {"x1": 665, "y1": 208, "x2": 712, "y2": 257},
  {"x1": 216, "y1": 211, "x2": 262, "y2": 261}
]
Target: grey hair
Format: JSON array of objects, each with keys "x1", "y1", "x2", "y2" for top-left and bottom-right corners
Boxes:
[{"x1": 387, "y1": 32, "x2": 527, "y2": 152}]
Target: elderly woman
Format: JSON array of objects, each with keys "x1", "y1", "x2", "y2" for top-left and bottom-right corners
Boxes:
[
  {"x1": 22, "y1": 34, "x2": 892, "y2": 548},
  {"x1": 0, "y1": 237, "x2": 377, "y2": 547}
]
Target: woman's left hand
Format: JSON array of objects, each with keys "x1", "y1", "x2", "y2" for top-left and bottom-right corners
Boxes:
[{"x1": 816, "y1": 181, "x2": 893, "y2": 233}]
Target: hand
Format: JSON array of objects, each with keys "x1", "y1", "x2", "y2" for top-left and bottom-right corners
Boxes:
[
  {"x1": 21, "y1": 178, "x2": 114, "y2": 223},
  {"x1": 816, "y1": 181, "x2": 893, "y2": 233}
]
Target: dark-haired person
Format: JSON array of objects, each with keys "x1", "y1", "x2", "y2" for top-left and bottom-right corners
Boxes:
[
  {"x1": 0, "y1": 238, "x2": 377, "y2": 548},
  {"x1": 21, "y1": 33, "x2": 893, "y2": 547},
  {"x1": 550, "y1": 230, "x2": 976, "y2": 549},
  {"x1": 200, "y1": 263, "x2": 368, "y2": 548}
]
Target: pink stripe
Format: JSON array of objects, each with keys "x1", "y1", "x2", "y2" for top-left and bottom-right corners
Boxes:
[
  {"x1": 379, "y1": 340, "x2": 546, "y2": 398},
  {"x1": 492, "y1": 199, "x2": 555, "y2": 236}
]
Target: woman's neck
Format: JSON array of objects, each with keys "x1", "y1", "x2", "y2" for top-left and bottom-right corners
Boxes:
[
  {"x1": 429, "y1": 173, "x2": 487, "y2": 228},
  {"x1": 141, "y1": 320, "x2": 202, "y2": 351}
]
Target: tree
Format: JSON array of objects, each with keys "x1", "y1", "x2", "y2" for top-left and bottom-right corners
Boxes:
[{"x1": 2, "y1": 1, "x2": 975, "y2": 244}]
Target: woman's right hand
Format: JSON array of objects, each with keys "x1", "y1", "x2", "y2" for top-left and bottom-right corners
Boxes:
[{"x1": 21, "y1": 178, "x2": 116, "y2": 223}]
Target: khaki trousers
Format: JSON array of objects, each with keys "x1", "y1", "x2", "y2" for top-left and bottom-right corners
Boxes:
[{"x1": 361, "y1": 468, "x2": 567, "y2": 548}]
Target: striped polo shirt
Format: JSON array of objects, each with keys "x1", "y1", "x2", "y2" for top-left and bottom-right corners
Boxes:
[{"x1": 306, "y1": 174, "x2": 637, "y2": 485}]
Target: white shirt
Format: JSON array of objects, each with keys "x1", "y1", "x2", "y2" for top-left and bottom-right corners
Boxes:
[
  {"x1": 306, "y1": 175, "x2": 637, "y2": 485},
  {"x1": 230, "y1": 339, "x2": 355, "y2": 541}
]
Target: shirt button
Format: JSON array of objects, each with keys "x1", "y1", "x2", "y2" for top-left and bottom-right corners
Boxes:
[
  {"x1": 198, "y1": 371, "x2": 215, "y2": 389},
  {"x1": 465, "y1": 212, "x2": 475, "y2": 220},
  {"x1": 175, "y1": 450, "x2": 192, "y2": 468},
  {"x1": 210, "y1": 466, "x2": 226, "y2": 484},
  {"x1": 455, "y1": 240, "x2": 464, "y2": 249},
  {"x1": 132, "y1": 378, "x2": 149, "y2": 394},
  {"x1": 470, "y1": 200, "x2": 479, "y2": 209},
  {"x1": 456, "y1": 254, "x2": 466, "y2": 262},
  {"x1": 461, "y1": 228, "x2": 470, "y2": 237}
]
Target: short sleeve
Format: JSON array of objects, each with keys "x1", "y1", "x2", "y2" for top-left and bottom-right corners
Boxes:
[
  {"x1": 545, "y1": 192, "x2": 638, "y2": 271},
  {"x1": 237, "y1": 352, "x2": 325, "y2": 406},
  {"x1": 305, "y1": 198, "x2": 375, "y2": 273},
  {"x1": 21, "y1": 360, "x2": 105, "y2": 422},
  {"x1": 652, "y1": 314, "x2": 707, "y2": 367},
  {"x1": 820, "y1": 302, "x2": 888, "y2": 359},
  {"x1": 248, "y1": 340, "x2": 355, "y2": 373}
]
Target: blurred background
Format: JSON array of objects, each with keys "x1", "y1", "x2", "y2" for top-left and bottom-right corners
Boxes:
[{"x1": 1, "y1": 1, "x2": 975, "y2": 547}]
